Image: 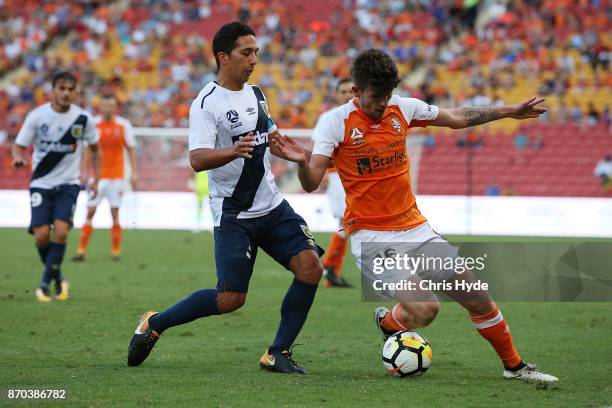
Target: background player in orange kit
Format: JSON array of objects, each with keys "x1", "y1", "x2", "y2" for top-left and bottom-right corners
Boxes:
[
  {"x1": 73, "y1": 93, "x2": 138, "y2": 261},
  {"x1": 274, "y1": 49, "x2": 558, "y2": 383},
  {"x1": 314, "y1": 77, "x2": 354, "y2": 288}
]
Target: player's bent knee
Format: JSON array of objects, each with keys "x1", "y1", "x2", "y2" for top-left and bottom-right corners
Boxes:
[
  {"x1": 292, "y1": 251, "x2": 323, "y2": 285},
  {"x1": 217, "y1": 292, "x2": 247, "y2": 314}
]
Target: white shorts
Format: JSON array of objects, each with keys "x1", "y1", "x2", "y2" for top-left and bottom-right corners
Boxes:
[
  {"x1": 326, "y1": 172, "x2": 346, "y2": 219},
  {"x1": 87, "y1": 179, "x2": 125, "y2": 208},
  {"x1": 350, "y1": 223, "x2": 459, "y2": 299}
]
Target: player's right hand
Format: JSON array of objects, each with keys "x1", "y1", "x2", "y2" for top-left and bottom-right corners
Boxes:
[
  {"x1": 12, "y1": 156, "x2": 26, "y2": 168},
  {"x1": 233, "y1": 132, "x2": 256, "y2": 159}
]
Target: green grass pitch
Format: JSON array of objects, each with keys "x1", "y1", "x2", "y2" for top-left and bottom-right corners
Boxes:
[{"x1": 1, "y1": 228, "x2": 611, "y2": 407}]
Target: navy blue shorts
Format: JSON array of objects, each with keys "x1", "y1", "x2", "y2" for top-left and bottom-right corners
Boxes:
[
  {"x1": 214, "y1": 200, "x2": 324, "y2": 293},
  {"x1": 29, "y1": 184, "x2": 80, "y2": 233}
]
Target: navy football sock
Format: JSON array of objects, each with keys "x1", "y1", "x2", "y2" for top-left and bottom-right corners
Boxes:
[
  {"x1": 36, "y1": 244, "x2": 50, "y2": 266},
  {"x1": 149, "y1": 288, "x2": 219, "y2": 334},
  {"x1": 269, "y1": 279, "x2": 318, "y2": 353},
  {"x1": 41, "y1": 243, "x2": 66, "y2": 287}
]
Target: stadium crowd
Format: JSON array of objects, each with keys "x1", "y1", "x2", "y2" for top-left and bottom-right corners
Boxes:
[{"x1": 0, "y1": 0, "x2": 610, "y2": 194}]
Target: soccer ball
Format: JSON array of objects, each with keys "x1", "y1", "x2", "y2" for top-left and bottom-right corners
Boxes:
[{"x1": 382, "y1": 331, "x2": 432, "y2": 377}]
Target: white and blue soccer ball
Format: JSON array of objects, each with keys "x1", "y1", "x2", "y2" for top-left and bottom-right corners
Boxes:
[{"x1": 382, "y1": 331, "x2": 432, "y2": 377}]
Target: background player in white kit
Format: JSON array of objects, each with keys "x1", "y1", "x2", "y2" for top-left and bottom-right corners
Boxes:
[
  {"x1": 12, "y1": 71, "x2": 100, "y2": 302},
  {"x1": 73, "y1": 92, "x2": 138, "y2": 261},
  {"x1": 127, "y1": 22, "x2": 324, "y2": 375},
  {"x1": 314, "y1": 77, "x2": 354, "y2": 288}
]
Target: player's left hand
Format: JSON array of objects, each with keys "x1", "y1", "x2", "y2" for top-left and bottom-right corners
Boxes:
[
  {"x1": 272, "y1": 135, "x2": 307, "y2": 164},
  {"x1": 508, "y1": 96, "x2": 547, "y2": 120}
]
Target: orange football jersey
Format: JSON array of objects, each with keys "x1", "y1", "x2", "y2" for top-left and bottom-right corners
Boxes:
[
  {"x1": 312, "y1": 96, "x2": 438, "y2": 234},
  {"x1": 94, "y1": 115, "x2": 136, "y2": 179}
]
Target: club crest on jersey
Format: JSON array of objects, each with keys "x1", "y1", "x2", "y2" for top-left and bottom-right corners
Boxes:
[
  {"x1": 350, "y1": 127, "x2": 365, "y2": 145},
  {"x1": 390, "y1": 116, "x2": 402, "y2": 134},
  {"x1": 71, "y1": 124, "x2": 84, "y2": 138}
]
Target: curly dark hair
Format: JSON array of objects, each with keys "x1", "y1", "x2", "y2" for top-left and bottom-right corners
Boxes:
[{"x1": 351, "y1": 49, "x2": 401, "y2": 94}]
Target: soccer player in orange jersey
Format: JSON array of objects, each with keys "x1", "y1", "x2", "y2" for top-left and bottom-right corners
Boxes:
[
  {"x1": 314, "y1": 77, "x2": 354, "y2": 288},
  {"x1": 274, "y1": 49, "x2": 558, "y2": 382},
  {"x1": 73, "y1": 93, "x2": 138, "y2": 261}
]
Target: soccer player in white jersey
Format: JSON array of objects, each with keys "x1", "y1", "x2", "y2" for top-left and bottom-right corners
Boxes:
[
  {"x1": 274, "y1": 49, "x2": 558, "y2": 382},
  {"x1": 314, "y1": 77, "x2": 354, "y2": 288},
  {"x1": 12, "y1": 71, "x2": 101, "y2": 302},
  {"x1": 127, "y1": 22, "x2": 324, "y2": 374}
]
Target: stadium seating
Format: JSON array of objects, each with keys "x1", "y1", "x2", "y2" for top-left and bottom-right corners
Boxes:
[
  {"x1": 418, "y1": 123, "x2": 611, "y2": 197},
  {"x1": 0, "y1": 0, "x2": 610, "y2": 196}
]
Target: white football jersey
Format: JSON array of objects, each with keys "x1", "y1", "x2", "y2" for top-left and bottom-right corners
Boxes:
[
  {"x1": 15, "y1": 103, "x2": 99, "y2": 189},
  {"x1": 189, "y1": 81, "x2": 283, "y2": 225}
]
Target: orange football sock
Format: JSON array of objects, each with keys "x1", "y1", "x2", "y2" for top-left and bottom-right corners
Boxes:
[
  {"x1": 111, "y1": 223, "x2": 122, "y2": 255},
  {"x1": 77, "y1": 223, "x2": 93, "y2": 255},
  {"x1": 322, "y1": 232, "x2": 347, "y2": 276},
  {"x1": 471, "y1": 305, "x2": 522, "y2": 369},
  {"x1": 381, "y1": 304, "x2": 413, "y2": 332}
]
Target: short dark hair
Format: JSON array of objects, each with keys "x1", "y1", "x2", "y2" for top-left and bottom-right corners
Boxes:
[
  {"x1": 351, "y1": 49, "x2": 401, "y2": 95},
  {"x1": 335, "y1": 77, "x2": 353, "y2": 91},
  {"x1": 51, "y1": 71, "x2": 77, "y2": 87},
  {"x1": 212, "y1": 21, "x2": 256, "y2": 70},
  {"x1": 100, "y1": 91, "x2": 116, "y2": 100}
]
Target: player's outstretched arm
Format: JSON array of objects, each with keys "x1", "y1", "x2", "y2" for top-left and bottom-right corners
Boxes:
[
  {"x1": 11, "y1": 143, "x2": 28, "y2": 168},
  {"x1": 190, "y1": 133, "x2": 255, "y2": 172},
  {"x1": 431, "y1": 96, "x2": 546, "y2": 129},
  {"x1": 272, "y1": 136, "x2": 329, "y2": 192}
]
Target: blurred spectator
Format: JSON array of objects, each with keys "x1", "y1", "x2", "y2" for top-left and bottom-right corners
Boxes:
[
  {"x1": 423, "y1": 135, "x2": 436, "y2": 150},
  {"x1": 457, "y1": 130, "x2": 481, "y2": 148},
  {"x1": 594, "y1": 155, "x2": 612, "y2": 191},
  {"x1": 485, "y1": 183, "x2": 501, "y2": 196},
  {"x1": 532, "y1": 134, "x2": 544, "y2": 150},
  {"x1": 513, "y1": 133, "x2": 529, "y2": 149},
  {"x1": 587, "y1": 102, "x2": 600, "y2": 126}
]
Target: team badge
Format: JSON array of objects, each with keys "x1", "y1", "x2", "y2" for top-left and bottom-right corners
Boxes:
[
  {"x1": 350, "y1": 127, "x2": 365, "y2": 145},
  {"x1": 300, "y1": 225, "x2": 316, "y2": 247},
  {"x1": 71, "y1": 124, "x2": 84, "y2": 138},
  {"x1": 391, "y1": 117, "x2": 402, "y2": 134}
]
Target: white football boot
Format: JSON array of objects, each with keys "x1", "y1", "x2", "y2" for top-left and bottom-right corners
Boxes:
[{"x1": 503, "y1": 362, "x2": 558, "y2": 382}]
